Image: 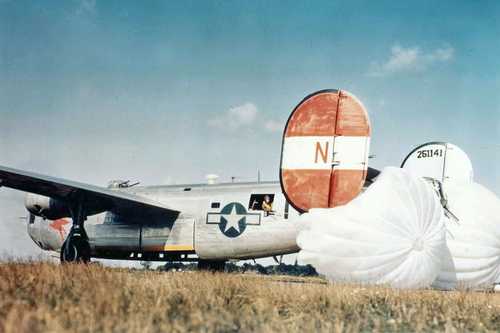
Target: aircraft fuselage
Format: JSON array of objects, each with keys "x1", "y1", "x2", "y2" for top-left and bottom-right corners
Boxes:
[{"x1": 28, "y1": 181, "x2": 304, "y2": 262}]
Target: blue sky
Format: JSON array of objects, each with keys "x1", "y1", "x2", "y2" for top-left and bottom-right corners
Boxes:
[{"x1": 1, "y1": 1, "x2": 499, "y2": 254}]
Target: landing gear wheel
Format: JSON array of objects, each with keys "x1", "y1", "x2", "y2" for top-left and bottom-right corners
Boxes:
[
  {"x1": 60, "y1": 235, "x2": 91, "y2": 263},
  {"x1": 60, "y1": 199, "x2": 91, "y2": 264},
  {"x1": 197, "y1": 260, "x2": 226, "y2": 272}
]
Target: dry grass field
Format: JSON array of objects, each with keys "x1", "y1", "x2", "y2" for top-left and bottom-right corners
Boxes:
[{"x1": 0, "y1": 262, "x2": 499, "y2": 333}]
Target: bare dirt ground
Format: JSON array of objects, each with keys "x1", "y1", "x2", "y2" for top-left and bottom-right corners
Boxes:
[{"x1": 0, "y1": 261, "x2": 499, "y2": 332}]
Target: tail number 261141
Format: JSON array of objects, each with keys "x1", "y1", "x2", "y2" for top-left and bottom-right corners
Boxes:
[{"x1": 417, "y1": 149, "x2": 443, "y2": 159}]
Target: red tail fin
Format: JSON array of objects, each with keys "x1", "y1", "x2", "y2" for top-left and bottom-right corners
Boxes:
[{"x1": 280, "y1": 89, "x2": 371, "y2": 212}]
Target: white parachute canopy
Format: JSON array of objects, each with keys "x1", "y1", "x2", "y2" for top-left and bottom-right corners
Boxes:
[
  {"x1": 297, "y1": 167, "x2": 447, "y2": 289},
  {"x1": 433, "y1": 182, "x2": 500, "y2": 290}
]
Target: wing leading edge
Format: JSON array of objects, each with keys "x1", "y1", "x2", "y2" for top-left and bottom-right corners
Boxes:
[{"x1": 0, "y1": 165, "x2": 180, "y2": 218}]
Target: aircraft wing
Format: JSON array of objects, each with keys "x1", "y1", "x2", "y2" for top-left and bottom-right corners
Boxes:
[{"x1": 0, "y1": 165, "x2": 179, "y2": 217}]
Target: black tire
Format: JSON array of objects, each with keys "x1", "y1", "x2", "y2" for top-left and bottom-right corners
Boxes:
[
  {"x1": 77, "y1": 237, "x2": 91, "y2": 263},
  {"x1": 60, "y1": 237, "x2": 91, "y2": 264},
  {"x1": 60, "y1": 239, "x2": 78, "y2": 262}
]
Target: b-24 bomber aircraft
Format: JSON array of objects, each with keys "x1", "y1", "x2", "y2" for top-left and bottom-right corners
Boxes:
[{"x1": 0, "y1": 90, "x2": 376, "y2": 269}]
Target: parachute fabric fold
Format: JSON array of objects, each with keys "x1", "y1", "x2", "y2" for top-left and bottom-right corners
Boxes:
[
  {"x1": 434, "y1": 182, "x2": 500, "y2": 290},
  {"x1": 297, "y1": 167, "x2": 447, "y2": 289}
]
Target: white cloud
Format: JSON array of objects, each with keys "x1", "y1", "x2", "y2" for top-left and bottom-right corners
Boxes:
[
  {"x1": 368, "y1": 45, "x2": 454, "y2": 77},
  {"x1": 208, "y1": 103, "x2": 285, "y2": 134},
  {"x1": 76, "y1": 0, "x2": 97, "y2": 16},
  {"x1": 264, "y1": 119, "x2": 283, "y2": 133},
  {"x1": 208, "y1": 102, "x2": 259, "y2": 131},
  {"x1": 427, "y1": 46, "x2": 454, "y2": 62}
]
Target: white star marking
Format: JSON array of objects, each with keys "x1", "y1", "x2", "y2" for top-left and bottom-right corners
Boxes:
[{"x1": 221, "y1": 205, "x2": 244, "y2": 233}]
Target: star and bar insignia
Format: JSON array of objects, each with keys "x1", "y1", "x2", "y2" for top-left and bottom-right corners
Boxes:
[{"x1": 206, "y1": 202, "x2": 261, "y2": 238}]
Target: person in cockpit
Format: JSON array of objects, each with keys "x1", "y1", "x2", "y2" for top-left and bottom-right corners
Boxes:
[{"x1": 262, "y1": 195, "x2": 274, "y2": 216}]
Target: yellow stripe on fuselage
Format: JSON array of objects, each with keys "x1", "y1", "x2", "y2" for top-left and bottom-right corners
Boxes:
[{"x1": 163, "y1": 244, "x2": 195, "y2": 251}]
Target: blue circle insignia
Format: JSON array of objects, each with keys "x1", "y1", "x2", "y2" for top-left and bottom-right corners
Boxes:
[{"x1": 218, "y1": 202, "x2": 247, "y2": 238}]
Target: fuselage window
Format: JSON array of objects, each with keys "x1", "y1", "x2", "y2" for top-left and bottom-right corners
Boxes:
[
  {"x1": 211, "y1": 202, "x2": 220, "y2": 209},
  {"x1": 249, "y1": 194, "x2": 275, "y2": 216}
]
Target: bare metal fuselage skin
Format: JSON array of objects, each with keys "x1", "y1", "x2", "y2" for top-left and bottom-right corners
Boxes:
[{"x1": 28, "y1": 181, "x2": 304, "y2": 261}]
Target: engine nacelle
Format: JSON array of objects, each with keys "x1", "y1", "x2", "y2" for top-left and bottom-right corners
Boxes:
[
  {"x1": 24, "y1": 193, "x2": 71, "y2": 220},
  {"x1": 27, "y1": 213, "x2": 70, "y2": 251}
]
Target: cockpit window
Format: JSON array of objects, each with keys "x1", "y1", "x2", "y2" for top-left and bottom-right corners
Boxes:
[{"x1": 249, "y1": 194, "x2": 275, "y2": 211}]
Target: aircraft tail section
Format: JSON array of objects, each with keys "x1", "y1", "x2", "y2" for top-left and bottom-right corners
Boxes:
[
  {"x1": 280, "y1": 89, "x2": 371, "y2": 213},
  {"x1": 401, "y1": 142, "x2": 473, "y2": 184}
]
